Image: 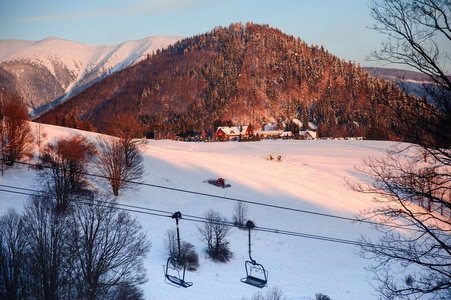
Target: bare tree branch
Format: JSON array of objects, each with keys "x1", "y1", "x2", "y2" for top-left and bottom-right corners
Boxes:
[{"x1": 94, "y1": 136, "x2": 144, "y2": 196}]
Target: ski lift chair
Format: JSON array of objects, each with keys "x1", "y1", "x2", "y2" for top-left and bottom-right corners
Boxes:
[
  {"x1": 241, "y1": 260, "x2": 268, "y2": 288},
  {"x1": 164, "y1": 256, "x2": 193, "y2": 288},
  {"x1": 240, "y1": 220, "x2": 268, "y2": 288},
  {"x1": 164, "y1": 212, "x2": 193, "y2": 288}
]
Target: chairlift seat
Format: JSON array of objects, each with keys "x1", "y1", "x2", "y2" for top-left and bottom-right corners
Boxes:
[
  {"x1": 241, "y1": 260, "x2": 268, "y2": 288},
  {"x1": 166, "y1": 273, "x2": 193, "y2": 288},
  {"x1": 241, "y1": 275, "x2": 267, "y2": 288},
  {"x1": 164, "y1": 256, "x2": 193, "y2": 288}
]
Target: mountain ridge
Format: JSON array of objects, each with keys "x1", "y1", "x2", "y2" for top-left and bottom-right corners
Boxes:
[{"x1": 0, "y1": 35, "x2": 182, "y2": 116}]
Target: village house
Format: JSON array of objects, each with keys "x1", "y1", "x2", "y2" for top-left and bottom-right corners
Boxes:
[
  {"x1": 193, "y1": 128, "x2": 214, "y2": 141},
  {"x1": 254, "y1": 129, "x2": 284, "y2": 139},
  {"x1": 215, "y1": 126, "x2": 252, "y2": 140},
  {"x1": 253, "y1": 129, "x2": 317, "y2": 140},
  {"x1": 300, "y1": 130, "x2": 318, "y2": 140},
  {"x1": 153, "y1": 130, "x2": 176, "y2": 140},
  {"x1": 280, "y1": 131, "x2": 294, "y2": 139}
]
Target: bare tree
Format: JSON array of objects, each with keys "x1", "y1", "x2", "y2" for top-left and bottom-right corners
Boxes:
[
  {"x1": 22, "y1": 196, "x2": 73, "y2": 300},
  {"x1": 107, "y1": 282, "x2": 145, "y2": 300},
  {"x1": 10, "y1": 189, "x2": 150, "y2": 300},
  {"x1": 354, "y1": 1, "x2": 451, "y2": 298},
  {"x1": 164, "y1": 230, "x2": 199, "y2": 271},
  {"x1": 0, "y1": 91, "x2": 34, "y2": 165},
  {"x1": 368, "y1": 0, "x2": 451, "y2": 151},
  {"x1": 353, "y1": 146, "x2": 451, "y2": 299},
  {"x1": 369, "y1": 0, "x2": 451, "y2": 91},
  {"x1": 249, "y1": 287, "x2": 286, "y2": 300},
  {"x1": 315, "y1": 293, "x2": 332, "y2": 300},
  {"x1": 165, "y1": 229, "x2": 179, "y2": 259},
  {"x1": 35, "y1": 122, "x2": 47, "y2": 162},
  {"x1": 94, "y1": 136, "x2": 144, "y2": 196},
  {"x1": 69, "y1": 194, "x2": 150, "y2": 300},
  {"x1": 40, "y1": 134, "x2": 96, "y2": 211},
  {"x1": 0, "y1": 91, "x2": 5, "y2": 177},
  {"x1": 233, "y1": 201, "x2": 248, "y2": 229},
  {"x1": 0, "y1": 209, "x2": 29, "y2": 300},
  {"x1": 197, "y1": 209, "x2": 232, "y2": 262}
]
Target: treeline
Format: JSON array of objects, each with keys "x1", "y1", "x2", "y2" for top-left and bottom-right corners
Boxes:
[
  {"x1": 0, "y1": 60, "x2": 72, "y2": 111},
  {"x1": 39, "y1": 23, "x2": 411, "y2": 140}
]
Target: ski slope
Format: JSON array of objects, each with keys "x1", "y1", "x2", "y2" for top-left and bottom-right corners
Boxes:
[{"x1": 0, "y1": 123, "x2": 403, "y2": 299}]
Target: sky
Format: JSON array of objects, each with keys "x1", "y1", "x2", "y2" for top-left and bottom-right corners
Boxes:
[{"x1": 0, "y1": 0, "x2": 386, "y2": 67}]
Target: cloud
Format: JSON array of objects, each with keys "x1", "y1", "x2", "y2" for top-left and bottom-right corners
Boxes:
[{"x1": 19, "y1": 0, "x2": 204, "y2": 23}]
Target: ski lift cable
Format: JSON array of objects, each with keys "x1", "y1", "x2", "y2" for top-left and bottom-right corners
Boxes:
[
  {"x1": 0, "y1": 183, "x2": 416, "y2": 238},
  {"x1": 0, "y1": 181, "x2": 420, "y2": 237},
  {"x1": 0, "y1": 184, "x2": 175, "y2": 217},
  {"x1": 178, "y1": 214, "x2": 450, "y2": 259},
  {"x1": 0, "y1": 187, "x2": 367, "y2": 247},
  {"x1": 1, "y1": 187, "x2": 450, "y2": 260},
  {"x1": 0, "y1": 184, "x2": 235, "y2": 227},
  {"x1": 3, "y1": 159, "x2": 393, "y2": 228},
  {"x1": 180, "y1": 215, "x2": 361, "y2": 246},
  {"x1": 0, "y1": 188, "x2": 172, "y2": 219},
  {"x1": 0, "y1": 185, "x2": 227, "y2": 224},
  {"x1": 0, "y1": 181, "x2": 421, "y2": 238}
]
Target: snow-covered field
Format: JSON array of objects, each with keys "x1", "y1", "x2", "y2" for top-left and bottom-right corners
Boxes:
[{"x1": 1, "y1": 123, "x2": 402, "y2": 299}]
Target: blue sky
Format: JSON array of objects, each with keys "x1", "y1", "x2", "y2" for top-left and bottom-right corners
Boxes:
[{"x1": 0, "y1": 0, "x2": 386, "y2": 67}]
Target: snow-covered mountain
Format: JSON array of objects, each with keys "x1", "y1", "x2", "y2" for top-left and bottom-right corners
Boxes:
[{"x1": 0, "y1": 35, "x2": 182, "y2": 116}]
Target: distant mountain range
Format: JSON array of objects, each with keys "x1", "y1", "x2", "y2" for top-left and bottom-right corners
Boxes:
[
  {"x1": 0, "y1": 35, "x2": 182, "y2": 116},
  {"x1": 363, "y1": 67, "x2": 435, "y2": 98},
  {"x1": 363, "y1": 67, "x2": 433, "y2": 83}
]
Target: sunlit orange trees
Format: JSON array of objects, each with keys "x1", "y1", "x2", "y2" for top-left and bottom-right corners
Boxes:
[
  {"x1": 94, "y1": 135, "x2": 144, "y2": 196},
  {"x1": 40, "y1": 134, "x2": 96, "y2": 211},
  {"x1": 0, "y1": 91, "x2": 34, "y2": 165}
]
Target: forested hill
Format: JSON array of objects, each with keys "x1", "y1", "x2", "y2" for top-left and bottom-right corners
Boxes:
[{"x1": 38, "y1": 23, "x2": 408, "y2": 139}]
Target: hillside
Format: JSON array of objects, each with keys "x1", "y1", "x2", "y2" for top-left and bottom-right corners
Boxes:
[
  {"x1": 0, "y1": 122, "x2": 405, "y2": 299},
  {"x1": 0, "y1": 36, "x2": 181, "y2": 116},
  {"x1": 38, "y1": 23, "x2": 409, "y2": 139}
]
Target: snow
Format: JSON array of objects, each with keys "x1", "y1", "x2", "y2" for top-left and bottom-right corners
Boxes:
[
  {"x1": 0, "y1": 36, "x2": 183, "y2": 115},
  {"x1": 0, "y1": 39, "x2": 36, "y2": 61},
  {"x1": 0, "y1": 123, "x2": 402, "y2": 299},
  {"x1": 0, "y1": 36, "x2": 183, "y2": 73}
]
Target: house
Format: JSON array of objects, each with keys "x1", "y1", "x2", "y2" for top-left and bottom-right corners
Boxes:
[
  {"x1": 280, "y1": 131, "x2": 293, "y2": 139},
  {"x1": 300, "y1": 130, "x2": 318, "y2": 140},
  {"x1": 154, "y1": 130, "x2": 176, "y2": 140},
  {"x1": 193, "y1": 128, "x2": 214, "y2": 141},
  {"x1": 254, "y1": 130, "x2": 284, "y2": 139},
  {"x1": 239, "y1": 125, "x2": 253, "y2": 138},
  {"x1": 216, "y1": 127, "x2": 240, "y2": 140},
  {"x1": 216, "y1": 126, "x2": 252, "y2": 140}
]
